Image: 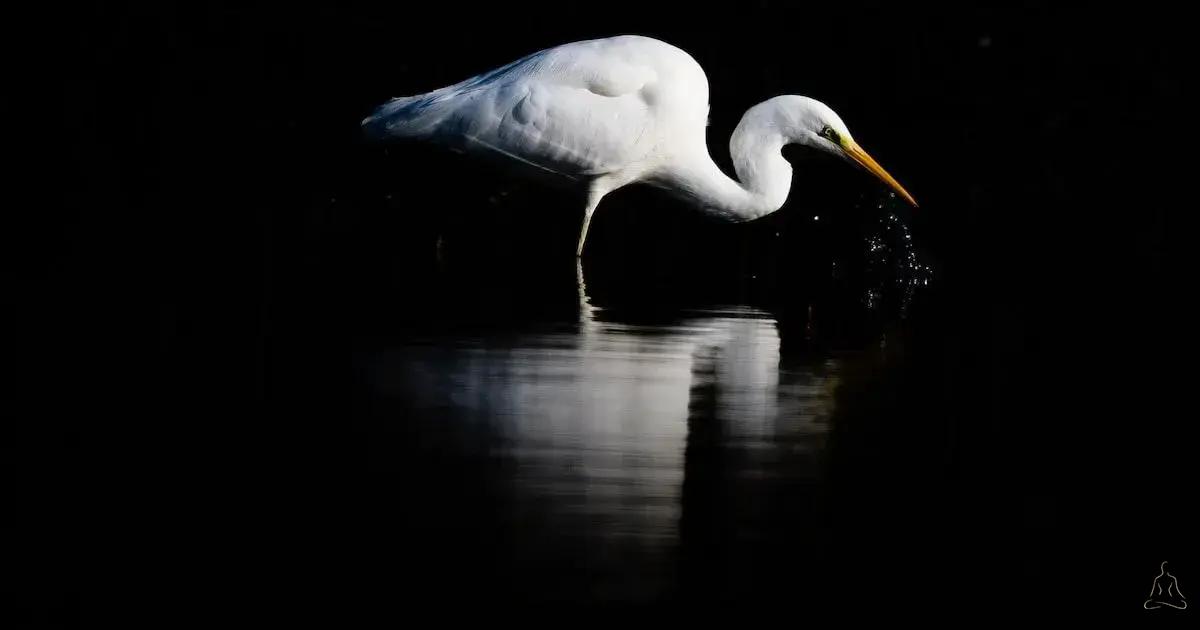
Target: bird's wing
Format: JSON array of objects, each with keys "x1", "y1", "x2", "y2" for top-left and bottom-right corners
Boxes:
[{"x1": 368, "y1": 38, "x2": 679, "y2": 180}]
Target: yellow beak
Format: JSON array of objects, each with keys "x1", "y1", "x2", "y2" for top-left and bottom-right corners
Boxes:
[{"x1": 841, "y1": 139, "x2": 918, "y2": 207}]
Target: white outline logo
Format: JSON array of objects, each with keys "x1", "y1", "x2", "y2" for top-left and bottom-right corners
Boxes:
[{"x1": 1144, "y1": 561, "x2": 1188, "y2": 610}]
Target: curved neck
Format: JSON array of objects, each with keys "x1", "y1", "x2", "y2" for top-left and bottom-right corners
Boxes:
[{"x1": 657, "y1": 106, "x2": 794, "y2": 222}]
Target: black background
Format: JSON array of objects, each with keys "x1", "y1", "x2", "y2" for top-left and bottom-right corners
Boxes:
[{"x1": 16, "y1": 1, "x2": 1194, "y2": 623}]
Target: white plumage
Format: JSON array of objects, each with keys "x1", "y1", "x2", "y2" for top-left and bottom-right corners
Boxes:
[{"x1": 363, "y1": 35, "x2": 916, "y2": 256}]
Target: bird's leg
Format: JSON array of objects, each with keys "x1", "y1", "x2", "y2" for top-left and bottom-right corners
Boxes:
[
  {"x1": 575, "y1": 257, "x2": 596, "y2": 329},
  {"x1": 576, "y1": 188, "x2": 605, "y2": 257}
]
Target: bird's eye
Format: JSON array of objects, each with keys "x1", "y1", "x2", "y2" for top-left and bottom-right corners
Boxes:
[{"x1": 821, "y1": 126, "x2": 837, "y2": 141}]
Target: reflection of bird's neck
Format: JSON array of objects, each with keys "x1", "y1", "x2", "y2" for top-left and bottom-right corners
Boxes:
[{"x1": 656, "y1": 102, "x2": 793, "y2": 224}]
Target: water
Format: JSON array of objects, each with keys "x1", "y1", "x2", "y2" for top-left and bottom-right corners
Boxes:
[
  {"x1": 240, "y1": 179, "x2": 948, "y2": 609},
  {"x1": 331, "y1": 254, "x2": 899, "y2": 604}
]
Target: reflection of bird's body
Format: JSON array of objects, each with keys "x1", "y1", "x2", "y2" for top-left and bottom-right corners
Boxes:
[{"x1": 363, "y1": 35, "x2": 916, "y2": 256}]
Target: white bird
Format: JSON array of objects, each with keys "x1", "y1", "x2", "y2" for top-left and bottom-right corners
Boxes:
[{"x1": 362, "y1": 35, "x2": 917, "y2": 257}]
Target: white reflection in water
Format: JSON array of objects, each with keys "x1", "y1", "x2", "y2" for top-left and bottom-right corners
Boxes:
[{"x1": 370, "y1": 289, "x2": 840, "y2": 598}]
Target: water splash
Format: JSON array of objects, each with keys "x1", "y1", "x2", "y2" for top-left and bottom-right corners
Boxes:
[{"x1": 860, "y1": 199, "x2": 933, "y2": 317}]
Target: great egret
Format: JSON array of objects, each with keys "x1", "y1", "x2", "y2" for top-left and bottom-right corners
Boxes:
[{"x1": 362, "y1": 35, "x2": 917, "y2": 257}]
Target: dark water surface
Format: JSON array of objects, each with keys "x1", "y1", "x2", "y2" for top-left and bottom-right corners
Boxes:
[
  {"x1": 364, "y1": 290, "x2": 841, "y2": 602},
  {"x1": 250, "y1": 215, "x2": 944, "y2": 610}
]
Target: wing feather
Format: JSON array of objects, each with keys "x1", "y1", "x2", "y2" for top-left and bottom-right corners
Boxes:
[{"x1": 364, "y1": 37, "x2": 693, "y2": 179}]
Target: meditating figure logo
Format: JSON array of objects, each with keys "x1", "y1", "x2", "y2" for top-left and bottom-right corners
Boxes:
[{"x1": 1143, "y1": 561, "x2": 1187, "y2": 610}]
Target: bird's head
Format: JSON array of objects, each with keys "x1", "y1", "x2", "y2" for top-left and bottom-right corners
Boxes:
[{"x1": 778, "y1": 96, "x2": 918, "y2": 207}]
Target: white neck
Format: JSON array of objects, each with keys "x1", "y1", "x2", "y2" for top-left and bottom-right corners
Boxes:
[{"x1": 654, "y1": 100, "x2": 796, "y2": 222}]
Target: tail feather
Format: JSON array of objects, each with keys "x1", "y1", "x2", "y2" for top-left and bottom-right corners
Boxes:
[
  {"x1": 361, "y1": 91, "x2": 450, "y2": 141},
  {"x1": 361, "y1": 48, "x2": 545, "y2": 143},
  {"x1": 361, "y1": 51, "x2": 542, "y2": 143}
]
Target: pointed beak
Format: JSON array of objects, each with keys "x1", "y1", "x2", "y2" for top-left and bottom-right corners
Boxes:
[{"x1": 841, "y1": 139, "x2": 918, "y2": 207}]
